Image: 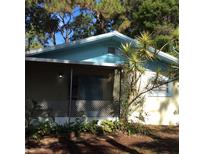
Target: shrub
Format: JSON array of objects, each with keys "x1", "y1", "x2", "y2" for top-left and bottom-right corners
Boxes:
[
  {"x1": 26, "y1": 120, "x2": 57, "y2": 141},
  {"x1": 99, "y1": 120, "x2": 151, "y2": 135},
  {"x1": 100, "y1": 120, "x2": 118, "y2": 133},
  {"x1": 81, "y1": 120, "x2": 101, "y2": 134},
  {"x1": 135, "y1": 123, "x2": 151, "y2": 135},
  {"x1": 55, "y1": 122, "x2": 75, "y2": 135},
  {"x1": 120, "y1": 122, "x2": 133, "y2": 135},
  {"x1": 26, "y1": 118, "x2": 151, "y2": 141},
  {"x1": 68, "y1": 119, "x2": 104, "y2": 135},
  {"x1": 120, "y1": 122, "x2": 151, "y2": 135},
  {"x1": 25, "y1": 99, "x2": 54, "y2": 128}
]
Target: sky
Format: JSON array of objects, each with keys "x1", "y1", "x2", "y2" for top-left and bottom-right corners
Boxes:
[{"x1": 52, "y1": 6, "x2": 83, "y2": 45}]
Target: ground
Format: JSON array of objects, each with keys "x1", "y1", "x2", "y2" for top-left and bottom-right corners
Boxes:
[{"x1": 26, "y1": 125, "x2": 179, "y2": 154}]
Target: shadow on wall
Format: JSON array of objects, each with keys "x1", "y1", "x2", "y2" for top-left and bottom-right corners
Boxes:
[{"x1": 158, "y1": 82, "x2": 179, "y2": 125}]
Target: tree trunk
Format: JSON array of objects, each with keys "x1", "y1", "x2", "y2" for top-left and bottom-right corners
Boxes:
[{"x1": 52, "y1": 32, "x2": 56, "y2": 45}]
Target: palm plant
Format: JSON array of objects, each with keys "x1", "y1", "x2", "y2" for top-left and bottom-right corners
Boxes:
[{"x1": 120, "y1": 32, "x2": 177, "y2": 122}]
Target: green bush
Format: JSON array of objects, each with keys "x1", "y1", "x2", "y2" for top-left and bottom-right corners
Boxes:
[
  {"x1": 135, "y1": 123, "x2": 151, "y2": 135},
  {"x1": 100, "y1": 120, "x2": 118, "y2": 133},
  {"x1": 26, "y1": 120, "x2": 57, "y2": 141},
  {"x1": 99, "y1": 120, "x2": 150, "y2": 135},
  {"x1": 68, "y1": 119, "x2": 104, "y2": 135},
  {"x1": 81, "y1": 120, "x2": 101, "y2": 134},
  {"x1": 120, "y1": 122, "x2": 151, "y2": 135},
  {"x1": 26, "y1": 118, "x2": 151, "y2": 141},
  {"x1": 55, "y1": 122, "x2": 75, "y2": 135}
]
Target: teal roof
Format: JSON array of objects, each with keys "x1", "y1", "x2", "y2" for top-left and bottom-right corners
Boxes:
[
  {"x1": 83, "y1": 53, "x2": 124, "y2": 64},
  {"x1": 26, "y1": 31, "x2": 178, "y2": 67}
]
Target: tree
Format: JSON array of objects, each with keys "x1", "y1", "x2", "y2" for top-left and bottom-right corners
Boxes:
[
  {"x1": 76, "y1": 0, "x2": 126, "y2": 34},
  {"x1": 25, "y1": 0, "x2": 179, "y2": 54},
  {"x1": 120, "y1": 32, "x2": 178, "y2": 122},
  {"x1": 25, "y1": 0, "x2": 126, "y2": 50},
  {"x1": 113, "y1": 0, "x2": 179, "y2": 55},
  {"x1": 70, "y1": 13, "x2": 96, "y2": 41},
  {"x1": 25, "y1": 0, "x2": 60, "y2": 50}
]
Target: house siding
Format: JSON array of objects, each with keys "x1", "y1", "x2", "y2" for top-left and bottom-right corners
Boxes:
[
  {"x1": 128, "y1": 68, "x2": 179, "y2": 125},
  {"x1": 129, "y1": 81, "x2": 179, "y2": 125}
]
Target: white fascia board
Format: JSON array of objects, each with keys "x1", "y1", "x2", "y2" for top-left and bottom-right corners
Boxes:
[
  {"x1": 26, "y1": 57, "x2": 122, "y2": 68},
  {"x1": 148, "y1": 47, "x2": 178, "y2": 64},
  {"x1": 112, "y1": 31, "x2": 136, "y2": 43}
]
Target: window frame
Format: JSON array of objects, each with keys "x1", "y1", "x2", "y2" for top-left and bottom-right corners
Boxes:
[{"x1": 148, "y1": 76, "x2": 173, "y2": 97}]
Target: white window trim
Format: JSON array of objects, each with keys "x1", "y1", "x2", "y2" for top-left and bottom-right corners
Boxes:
[{"x1": 147, "y1": 76, "x2": 173, "y2": 97}]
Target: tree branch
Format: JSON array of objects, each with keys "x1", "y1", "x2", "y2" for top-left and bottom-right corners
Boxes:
[{"x1": 128, "y1": 77, "x2": 178, "y2": 106}]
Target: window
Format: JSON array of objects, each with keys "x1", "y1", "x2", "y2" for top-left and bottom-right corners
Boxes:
[
  {"x1": 78, "y1": 75, "x2": 113, "y2": 100},
  {"x1": 108, "y1": 47, "x2": 116, "y2": 54},
  {"x1": 148, "y1": 77, "x2": 173, "y2": 97}
]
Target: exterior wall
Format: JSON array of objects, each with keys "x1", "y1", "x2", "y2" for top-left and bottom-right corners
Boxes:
[
  {"x1": 129, "y1": 81, "x2": 179, "y2": 125},
  {"x1": 128, "y1": 64, "x2": 179, "y2": 125}
]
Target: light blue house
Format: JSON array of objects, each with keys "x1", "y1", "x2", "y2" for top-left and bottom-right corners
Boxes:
[{"x1": 26, "y1": 31, "x2": 178, "y2": 125}]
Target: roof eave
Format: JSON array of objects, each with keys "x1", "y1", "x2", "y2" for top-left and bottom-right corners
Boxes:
[{"x1": 25, "y1": 57, "x2": 123, "y2": 68}]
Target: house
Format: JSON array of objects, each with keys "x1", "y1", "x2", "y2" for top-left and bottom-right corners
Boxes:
[{"x1": 26, "y1": 31, "x2": 179, "y2": 125}]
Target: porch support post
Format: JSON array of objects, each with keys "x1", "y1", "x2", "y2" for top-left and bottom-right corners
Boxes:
[
  {"x1": 119, "y1": 68, "x2": 122, "y2": 119},
  {"x1": 68, "y1": 67, "x2": 73, "y2": 125}
]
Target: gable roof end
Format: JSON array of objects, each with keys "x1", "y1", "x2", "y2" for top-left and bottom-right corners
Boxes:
[{"x1": 26, "y1": 31, "x2": 178, "y2": 64}]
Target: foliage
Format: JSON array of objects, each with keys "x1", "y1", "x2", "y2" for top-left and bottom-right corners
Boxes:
[
  {"x1": 118, "y1": 121, "x2": 150, "y2": 135},
  {"x1": 80, "y1": 119, "x2": 151, "y2": 135},
  {"x1": 120, "y1": 32, "x2": 178, "y2": 122},
  {"x1": 26, "y1": 99, "x2": 40, "y2": 128},
  {"x1": 74, "y1": 0, "x2": 126, "y2": 35},
  {"x1": 25, "y1": 99, "x2": 54, "y2": 128},
  {"x1": 153, "y1": 26, "x2": 179, "y2": 55},
  {"x1": 55, "y1": 122, "x2": 74, "y2": 135},
  {"x1": 100, "y1": 120, "x2": 118, "y2": 133},
  {"x1": 99, "y1": 120, "x2": 150, "y2": 135},
  {"x1": 132, "y1": 0, "x2": 178, "y2": 32},
  {"x1": 81, "y1": 120, "x2": 103, "y2": 134},
  {"x1": 70, "y1": 13, "x2": 95, "y2": 41},
  {"x1": 114, "y1": 0, "x2": 179, "y2": 55},
  {"x1": 25, "y1": 0, "x2": 178, "y2": 53},
  {"x1": 44, "y1": 0, "x2": 75, "y2": 13},
  {"x1": 35, "y1": 121, "x2": 57, "y2": 136},
  {"x1": 26, "y1": 120, "x2": 57, "y2": 141},
  {"x1": 25, "y1": 0, "x2": 126, "y2": 50},
  {"x1": 26, "y1": 119, "x2": 151, "y2": 141},
  {"x1": 25, "y1": 0, "x2": 60, "y2": 49}
]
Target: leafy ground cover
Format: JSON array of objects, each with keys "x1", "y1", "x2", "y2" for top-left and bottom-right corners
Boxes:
[{"x1": 26, "y1": 125, "x2": 178, "y2": 154}]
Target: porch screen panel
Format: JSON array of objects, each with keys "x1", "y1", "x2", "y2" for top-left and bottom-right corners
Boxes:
[
  {"x1": 79, "y1": 75, "x2": 113, "y2": 100},
  {"x1": 70, "y1": 67, "x2": 117, "y2": 117},
  {"x1": 26, "y1": 62, "x2": 69, "y2": 117}
]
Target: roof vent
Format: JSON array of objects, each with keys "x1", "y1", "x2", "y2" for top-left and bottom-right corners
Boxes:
[{"x1": 108, "y1": 47, "x2": 116, "y2": 54}]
